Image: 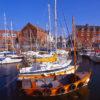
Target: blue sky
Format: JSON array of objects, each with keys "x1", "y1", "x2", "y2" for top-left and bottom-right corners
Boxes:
[{"x1": 0, "y1": 0, "x2": 100, "y2": 36}]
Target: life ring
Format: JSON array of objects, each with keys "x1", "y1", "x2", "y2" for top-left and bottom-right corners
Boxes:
[
  {"x1": 68, "y1": 83, "x2": 76, "y2": 92},
  {"x1": 33, "y1": 90, "x2": 43, "y2": 96},
  {"x1": 43, "y1": 88, "x2": 51, "y2": 96},
  {"x1": 56, "y1": 87, "x2": 65, "y2": 94},
  {"x1": 77, "y1": 82, "x2": 84, "y2": 89}
]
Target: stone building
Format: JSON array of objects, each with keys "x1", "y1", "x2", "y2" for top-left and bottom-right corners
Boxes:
[
  {"x1": 19, "y1": 23, "x2": 49, "y2": 51},
  {"x1": 0, "y1": 30, "x2": 19, "y2": 51},
  {"x1": 76, "y1": 24, "x2": 100, "y2": 49}
]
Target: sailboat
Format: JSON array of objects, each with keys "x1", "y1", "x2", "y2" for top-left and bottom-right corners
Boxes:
[
  {"x1": 90, "y1": 52, "x2": 100, "y2": 63},
  {"x1": 16, "y1": 14, "x2": 91, "y2": 96},
  {"x1": 89, "y1": 48, "x2": 100, "y2": 63},
  {"x1": 17, "y1": 0, "x2": 77, "y2": 70},
  {"x1": 0, "y1": 13, "x2": 22, "y2": 64},
  {"x1": 16, "y1": 0, "x2": 91, "y2": 97}
]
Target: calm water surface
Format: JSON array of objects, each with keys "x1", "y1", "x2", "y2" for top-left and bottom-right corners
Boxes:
[{"x1": 0, "y1": 56, "x2": 100, "y2": 100}]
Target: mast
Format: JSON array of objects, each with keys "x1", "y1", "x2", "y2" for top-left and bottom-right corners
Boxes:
[
  {"x1": 4, "y1": 12, "x2": 8, "y2": 51},
  {"x1": 72, "y1": 16, "x2": 77, "y2": 68},
  {"x1": 93, "y1": 26, "x2": 96, "y2": 49},
  {"x1": 48, "y1": 3, "x2": 52, "y2": 51},
  {"x1": 29, "y1": 30, "x2": 32, "y2": 51},
  {"x1": 62, "y1": 10, "x2": 73, "y2": 48},
  {"x1": 54, "y1": 0, "x2": 58, "y2": 51},
  {"x1": 11, "y1": 21, "x2": 14, "y2": 52},
  {"x1": 46, "y1": 23, "x2": 49, "y2": 51},
  {"x1": 17, "y1": 32, "x2": 21, "y2": 53}
]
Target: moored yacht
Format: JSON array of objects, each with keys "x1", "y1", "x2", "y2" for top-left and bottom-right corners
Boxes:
[
  {"x1": 0, "y1": 51, "x2": 23, "y2": 64},
  {"x1": 89, "y1": 50, "x2": 100, "y2": 63},
  {"x1": 0, "y1": 57, "x2": 22, "y2": 64},
  {"x1": 16, "y1": 1, "x2": 91, "y2": 97}
]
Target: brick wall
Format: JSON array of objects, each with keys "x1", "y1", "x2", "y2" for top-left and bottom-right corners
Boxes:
[
  {"x1": 19, "y1": 23, "x2": 48, "y2": 51},
  {"x1": 76, "y1": 24, "x2": 100, "y2": 49}
]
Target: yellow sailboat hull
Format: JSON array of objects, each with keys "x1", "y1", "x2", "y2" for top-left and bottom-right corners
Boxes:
[{"x1": 33, "y1": 54, "x2": 57, "y2": 63}]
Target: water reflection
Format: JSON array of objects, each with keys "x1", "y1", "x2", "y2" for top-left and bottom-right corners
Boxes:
[{"x1": 0, "y1": 56, "x2": 100, "y2": 100}]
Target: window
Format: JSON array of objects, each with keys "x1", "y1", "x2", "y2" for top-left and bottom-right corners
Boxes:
[
  {"x1": 2, "y1": 33, "x2": 10, "y2": 37},
  {"x1": 11, "y1": 33, "x2": 16, "y2": 37},
  {"x1": 2, "y1": 33, "x2": 16, "y2": 37}
]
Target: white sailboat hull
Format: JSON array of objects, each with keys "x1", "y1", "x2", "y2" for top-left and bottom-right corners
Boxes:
[
  {"x1": 7, "y1": 54, "x2": 23, "y2": 59},
  {"x1": 90, "y1": 55, "x2": 100, "y2": 62},
  {"x1": 19, "y1": 59, "x2": 77, "y2": 76},
  {"x1": 0, "y1": 57, "x2": 22, "y2": 64}
]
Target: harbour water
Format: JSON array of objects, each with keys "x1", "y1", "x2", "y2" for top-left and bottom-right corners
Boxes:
[{"x1": 0, "y1": 56, "x2": 100, "y2": 100}]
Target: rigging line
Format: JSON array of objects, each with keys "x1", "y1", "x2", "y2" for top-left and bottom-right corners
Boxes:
[
  {"x1": 54, "y1": 0, "x2": 58, "y2": 51},
  {"x1": 61, "y1": 7, "x2": 73, "y2": 48},
  {"x1": 58, "y1": 17, "x2": 66, "y2": 37},
  {"x1": 4, "y1": 12, "x2": 7, "y2": 51},
  {"x1": 57, "y1": 19, "x2": 65, "y2": 49}
]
